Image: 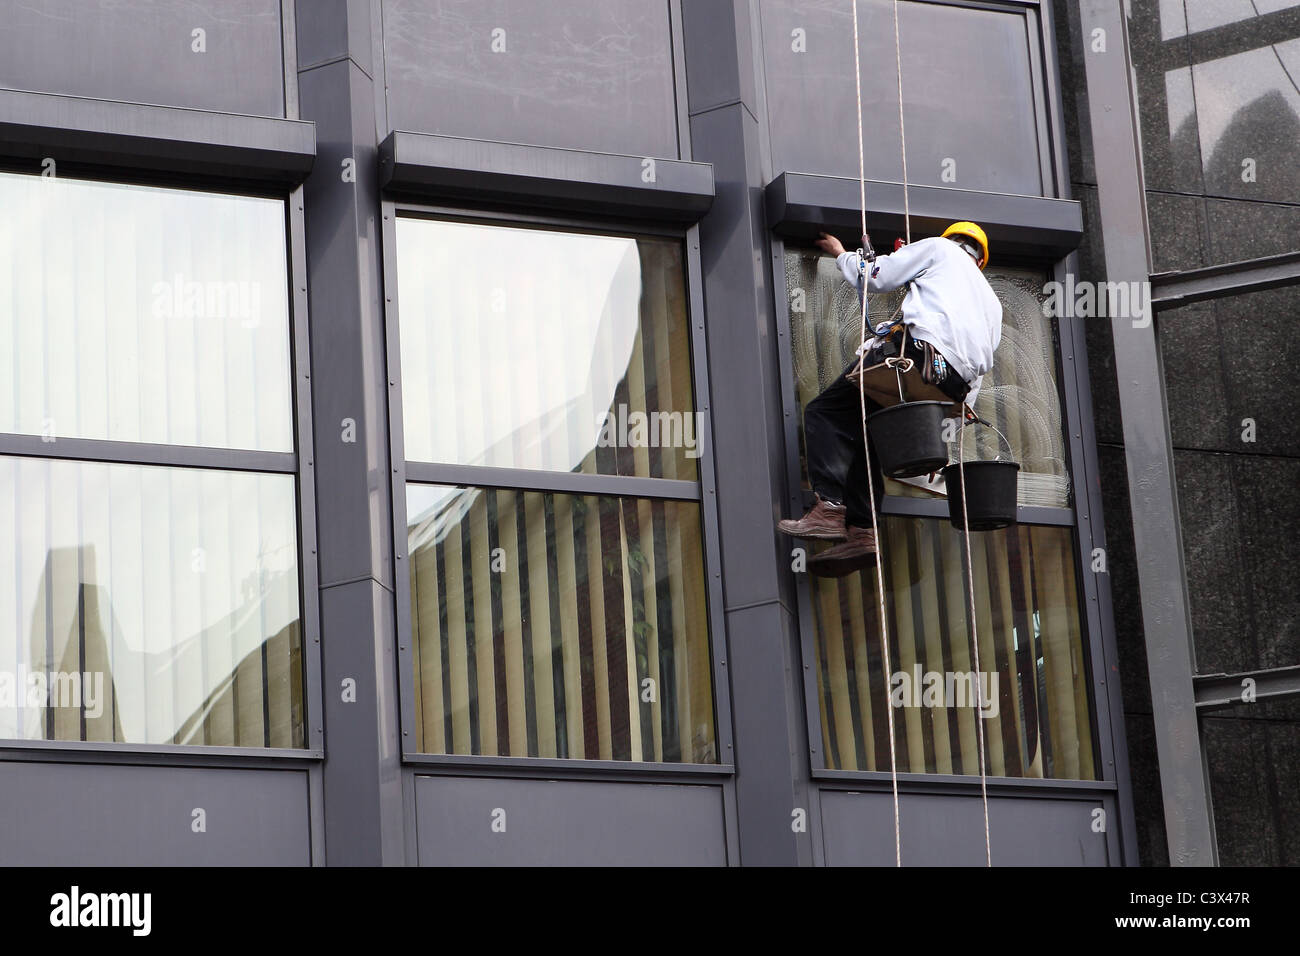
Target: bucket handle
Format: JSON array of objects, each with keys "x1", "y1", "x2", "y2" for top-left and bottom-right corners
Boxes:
[{"x1": 949, "y1": 408, "x2": 1014, "y2": 464}]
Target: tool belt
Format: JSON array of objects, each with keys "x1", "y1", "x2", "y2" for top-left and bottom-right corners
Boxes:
[{"x1": 857, "y1": 324, "x2": 970, "y2": 404}]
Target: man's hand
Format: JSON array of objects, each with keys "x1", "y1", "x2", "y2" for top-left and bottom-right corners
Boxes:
[{"x1": 814, "y1": 232, "x2": 846, "y2": 258}]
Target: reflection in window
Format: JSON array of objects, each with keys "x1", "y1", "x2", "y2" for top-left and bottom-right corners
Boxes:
[
  {"x1": 1184, "y1": 41, "x2": 1300, "y2": 198},
  {"x1": 407, "y1": 484, "x2": 716, "y2": 763},
  {"x1": 1159, "y1": 0, "x2": 1300, "y2": 39},
  {"x1": 0, "y1": 458, "x2": 303, "y2": 747},
  {"x1": 759, "y1": 0, "x2": 1044, "y2": 195},
  {"x1": 785, "y1": 252, "x2": 1070, "y2": 508},
  {"x1": 0, "y1": 171, "x2": 294, "y2": 451},
  {"x1": 809, "y1": 518, "x2": 1095, "y2": 780},
  {"x1": 396, "y1": 219, "x2": 698, "y2": 480},
  {"x1": 1141, "y1": 0, "x2": 1300, "y2": 209}
]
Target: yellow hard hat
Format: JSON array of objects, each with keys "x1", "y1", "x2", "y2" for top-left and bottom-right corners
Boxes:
[{"x1": 942, "y1": 221, "x2": 990, "y2": 269}]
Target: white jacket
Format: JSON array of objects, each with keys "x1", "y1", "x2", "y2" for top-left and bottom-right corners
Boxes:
[{"x1": 836, "y1": 236, "x2": 1002, "y2": 406}]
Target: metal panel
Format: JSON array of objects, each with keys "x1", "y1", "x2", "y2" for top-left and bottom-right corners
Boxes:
[
  {"x1": 1151, "y1": 251, "x2": 1300, "y2": 310},
  {"x1": 0, "y1": 0, "x2": 286, "y2": 118},
  {"x1": 1075, "y1": 0, "x2": 1216, "y2": 865},
  {"x1": 1055, "y1": 246, "x2": 1138, "y2": 866},
  {"x1": 1195, "y1": 665, "x2": 1300, "y2": 713},
  {"x1": 381, "y1": 0, "x2": 678, "y2": 159},
  {"x1": 296, "y1": 0, "x2": 373, "y2": 76},
  {"x1": 298, "y1": 67, "x2": 393, "y2": 592},
  {"x1": 0, "y1": 88, "x2": 315, "y2": 184},
  {"x1": 281, "y1": 0, "x2": 301, "y2": 119},
  {"x1": 296, "y1": 3, "x2": 405, "y2": 864},
  {"x1": 317, "y1": 578, "x2": 404, "y2": 864},
  {"x1": 0, "y1": 763, "x2": 311, "y2": 865},
  {"x1": 1045, "y1": 0, "x2": 1138, "y2": 866},
  {"x1": 414, "y1": 775, "x2": 727, "y2": 865},
  {"x1": 765, "y1": 171, "x2": 1084, "y2": 261},
  {"x1": 819, "y1": 788, "x2": 1111, "y2": 866},
  {"x1": 684, "y1": 0, "x2": 816, "y2": 867},
  {"x1": 379, "y1": 131, "x2": 714, "y2": 221}
]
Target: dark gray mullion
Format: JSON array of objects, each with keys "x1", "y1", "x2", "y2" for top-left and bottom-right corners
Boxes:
[
  {"x1": 403, "y1": 461, "x2": 700, "y2": 502},
  {"x1": 0, "y1": 433, "x2": 296, "y2": 474},
  {"x1": 286, "y1": 186, "x2": 322, "y2": 758},
  {"x1": 881, "y1": 495, "x2": 1075, "y2": 527},
  {"x1": 379, "y1": 203, "x2": 419, "y2": 765},
  {"x1": 771, "y1": 235, "x2": 829, "y2": 774},
  {"x1": 516, "y1": 491, "x2": 539, "y2": 758}
]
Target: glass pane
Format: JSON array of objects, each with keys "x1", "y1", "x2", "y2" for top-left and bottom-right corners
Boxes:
[
  {"x1": 0, "y1": 171, "x2": 294, "y2": 451},
  {"x1": 808, "y1": 517, "x2": 1095, "y2": 780},
  {"x1": 383, "y1": 0, "x2": 677, "y2": 158},
  {"x1": 1133, "y1": 0, "x2": 1300, "y2": 215},
  {"x1": 1160, "y1": 285, "x2": 1300, "y2": 677},
  {"x1": 760, "y1": 0, "x2": 1043, "y2": 195},
  {"x1": 1158, "y1": 0, "x2": 1300, "y2": 41},
  {"x1": 0, "y1": 458, "x2": 304, "y2": 748},
  {"x1": 785, "y1": 251, "x2": 1071, "y2": 508},
  {"x1": 396, "y1": 219, "x2": 699, "y2": 480},
  {"x1": 407, "y1": 483, "x2": 716, "y2": 763}
]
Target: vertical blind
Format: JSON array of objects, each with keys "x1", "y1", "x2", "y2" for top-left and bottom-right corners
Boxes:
[
  {"x1": 408, "y1": 485, "x2": 715, "y2": 762},
  {"x1": 809, "y1": 518, "x2": 1095, "y2": 779}
]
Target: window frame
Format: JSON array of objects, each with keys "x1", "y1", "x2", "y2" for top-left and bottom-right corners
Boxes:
[
  {"x1": 771, "y1": 230, "x2": 1123, "y2": 791},
  {"x1": 0, "y1": 168, "x2": 323, "y2": 761},
  {"x1": 381, "y1": 199, "x2": 735, "y2": 775}
]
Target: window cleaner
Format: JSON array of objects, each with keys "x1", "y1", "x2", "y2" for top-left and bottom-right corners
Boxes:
[{"x1": 777, "y1": 221, "x2": 1002, "y2": 578}]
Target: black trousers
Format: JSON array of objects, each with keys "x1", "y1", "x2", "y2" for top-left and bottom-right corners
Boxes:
[{"x1": 803, "y1": 337, "x2": 968, "y2": 529}]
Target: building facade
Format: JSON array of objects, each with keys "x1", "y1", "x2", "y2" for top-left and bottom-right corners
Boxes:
[{"x1": 0, "y1": 0, "x2": 1293, "y2": 865}]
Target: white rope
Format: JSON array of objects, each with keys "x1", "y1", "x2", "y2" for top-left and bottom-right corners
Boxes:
[
  {"x1": 854, "y1": 0, "x2": 991, "y2": 869},
  {"x1": 852, "y1": 0, "x2": 901, "y2": 868},
  {"x1": 893, "y1": 0, "x2": 910, "y2": 245},
  {"x1": 959, "y1": 419, "x2": 992, "y2": 866}
]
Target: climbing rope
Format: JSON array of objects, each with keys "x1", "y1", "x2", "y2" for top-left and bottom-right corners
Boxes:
[
  {"x1": 851, "y1": 0, "x2": 901, "y2": 868},
  {"x1": 959, "y1": 418, "x2": 993, "y2": 867},
  {"x1": 852, "y1": 0, "x2": 992, "y2": 867},
  {"x1": 892, "y1": 0, "x2": 910, "y2": 245}
]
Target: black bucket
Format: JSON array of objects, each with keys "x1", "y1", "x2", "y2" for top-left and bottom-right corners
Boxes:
[
  {"x1": 866, "y1": 401, "x2": 950, "y2": 478},
  {"x1": 942, "y1": 460, "x2": 1021, "y2": 531}
]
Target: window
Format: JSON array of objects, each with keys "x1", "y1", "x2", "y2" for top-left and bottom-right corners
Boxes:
[
  {"x1": 394, "y1": 217, "x2": 717, "y2": 763},
  {"x1": 785, "y1": 253, "x2": 1071, "y2": 508},
  {"x1": 0, "y1": 171, "x2": 305, "y2": 748},
  {"x1": 783, "y1": 247, "x2": 1094, "y2": 780},
  {"x1": 810, "y1": 517, "x2": 1094, "y2": 779}
]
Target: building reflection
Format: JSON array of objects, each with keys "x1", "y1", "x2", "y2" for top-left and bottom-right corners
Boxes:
[{"x1": 19, "y1": 545, "x2": 301, "y2": 747}]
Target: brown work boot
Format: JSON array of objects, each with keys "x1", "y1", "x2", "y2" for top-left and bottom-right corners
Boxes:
[
  {"x1": 807, "y1": 525, "x2": 878, "y2": 578},
  {"x1": 777, "y1": 495, "x2": 847, "y2": 540}
]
